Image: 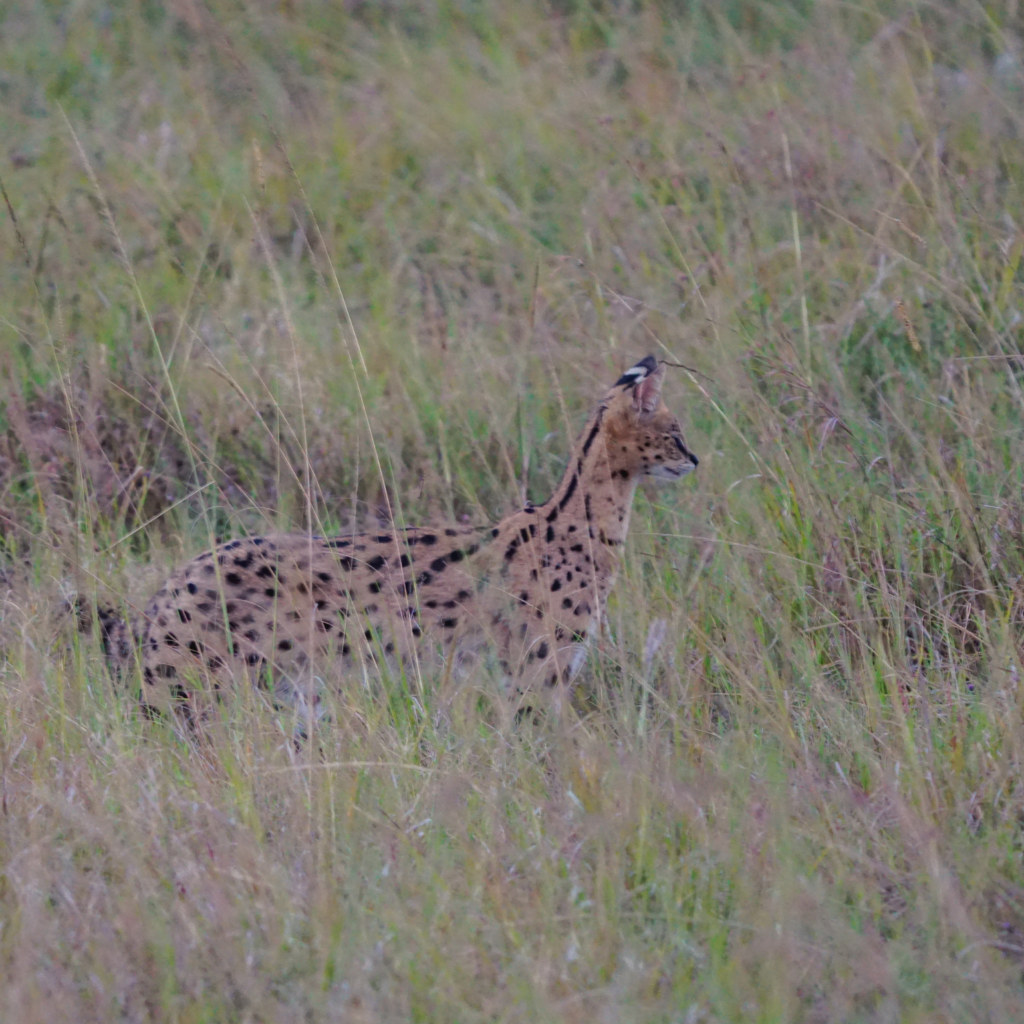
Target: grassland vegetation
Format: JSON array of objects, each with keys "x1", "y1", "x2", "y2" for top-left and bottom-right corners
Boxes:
[{"x1": 4, "y1": 0, "x2": 1024, "y2": 1019}]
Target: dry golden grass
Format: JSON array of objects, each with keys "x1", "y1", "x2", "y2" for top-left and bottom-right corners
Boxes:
[{"x1": 4, "y1": 0, "x2": 1024, "y2": 1019}]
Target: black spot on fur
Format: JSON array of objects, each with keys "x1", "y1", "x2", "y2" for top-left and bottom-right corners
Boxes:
[
  {"x1": 177, "y1": 608, "x2": 192, "y2": 623},
  {"x1": 550, "y1": 579, "x2": 562, "y2": 592},
  {"x1": 368, "y1": 581, "x2": 382, "y2": 594},
  {"x1": 164, "y1": 633, "x2": 179, "y2": 648},
  {"x1": 186, "y1": 582, "x2": 198, "y2": 595},
  {"x1": 570, "y1": 543, "x2": 584, "y2": 553},
  {"x1": 546, "y1": 525, "x2": 555, "y2": 542},
  {"x1": 187, "y1": 640, "x2": 203, "y2": 657},
  {"x1": 317, "y1": 571, "x2": 333, "y2": 583},
  {"x1": 399, "y1": 554, "x2": 412, "y2": 567},
  {"x1": 325, "y1": 538, "x2": 352, "y2": 548},
  {"x1": 445, "y1": 528, "x2": 459, "y2": 536},
  {"x1": 417, "y1": 571, "x2": 433, "y2": 586},
  {"x1": 420, "y1": 534, "x2": 438, "y2": 546},
  {"x1": 456, "y1": 590, "x2": 471, "y2": 600},
  {"x1": 580, "y1": 417, "x2": 602, "y2": 457},
  {"x1": 225, "y1": 572, "x2": 242, "y2": 586},
  {"x1": 234, "y1": 552, "x2": 254, "y2": 570},
  {"x1": 367, "y1": 554, "x2": 387, "y2": 571},
  {"x1": 376, "y1": 534, "x2": 393, "y2": 543},
  {"x1": 537, "y1": 641, "x2": 549, "y2": 659},
  {"x1": 430, "y1": 556, "x2": 448, "y2": 572},
  {"x1": 441, "y1": 618, "x2": 458, "y2": 629},
  {"x1": 562, "y1": 597, "x2": 573, "y2": 609},
  {"x1": 424, "y1": 600, "x2": 438, "y2": 609},
  {"x1": 154, "y1": 664, "x2": 177, "y2": 679},
  {"x1": 244, "y1": 629, "x2": 259, "y2": 642},
  {"x1": 264, "y1": 587, "x2": 277, "y2": 598},
  {"x1": 558, "y1": 473, "x2": 578, "y2": 509}
]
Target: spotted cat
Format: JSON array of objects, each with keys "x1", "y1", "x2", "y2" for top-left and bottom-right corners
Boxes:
[{"x1": 113, "y1": 356, "x2": 697, "y2": 722}]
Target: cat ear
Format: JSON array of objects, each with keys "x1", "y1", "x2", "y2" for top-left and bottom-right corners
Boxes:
[
  {"x1": 613, "y1": 355, "x2": 659, "y2": 388},
  {"x1": 631, "y1": 360, "x2": 666, "y2": 414}
]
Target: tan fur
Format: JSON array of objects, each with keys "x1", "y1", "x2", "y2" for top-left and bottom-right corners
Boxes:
[{"x1": 123, "y1": 357, "x2": 698, "y2": 721}]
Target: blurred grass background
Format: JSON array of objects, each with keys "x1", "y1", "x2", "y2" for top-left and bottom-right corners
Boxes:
[{"x1": 5, "y1": 0, "x2": 1024, "y2": 1019}]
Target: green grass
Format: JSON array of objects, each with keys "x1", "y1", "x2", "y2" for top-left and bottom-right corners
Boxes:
[{"x1": 5, "y1": 0, "x2": 1024, "y2": 1019}]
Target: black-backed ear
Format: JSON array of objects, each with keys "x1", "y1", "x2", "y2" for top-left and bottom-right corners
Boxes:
[
  {"x1": 613, "y1": 355, "x2": 659, "y2": 388},
  {"x1": 632, "y1": 361, "x2": 666, "y2": 414}
]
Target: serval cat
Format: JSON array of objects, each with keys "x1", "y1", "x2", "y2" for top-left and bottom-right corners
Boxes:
[{"x1": 110, "y1": 355, "x2": 698, "y2": 723}]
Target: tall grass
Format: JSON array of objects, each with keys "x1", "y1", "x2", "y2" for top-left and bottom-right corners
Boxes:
[{"x1": 3, "y1": 0, "x2": 1024, "y2": 1018}]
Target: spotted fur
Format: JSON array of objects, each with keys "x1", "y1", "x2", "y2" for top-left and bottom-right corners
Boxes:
[{"x1": 117, "y1": 356, "x2": 697, "y2": 721}]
